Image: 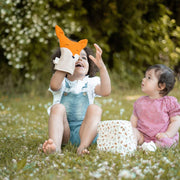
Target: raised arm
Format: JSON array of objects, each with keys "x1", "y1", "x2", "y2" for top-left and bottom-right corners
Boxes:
[
  {"x1": 156, "y1": 115, "x2": 180, "y2": 139},
  {"x1": 50, "y1": 71, "x2": 66, "y2": 91},
  {"x1": 89, "y1": 43, "x2": 111, "y2": 96}
]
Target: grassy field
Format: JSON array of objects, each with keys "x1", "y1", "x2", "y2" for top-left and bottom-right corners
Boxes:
[{"x1": 0, "y1": 84, "x2": 180, "y2": 180}]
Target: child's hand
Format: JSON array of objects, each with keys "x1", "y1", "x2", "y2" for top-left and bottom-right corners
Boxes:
[
  {"x1": 156, "y1": 132, "x2": 169, "y2": 140},
  {"x1": 89, "y1": 43, "x2": 104, "y2": 70}
]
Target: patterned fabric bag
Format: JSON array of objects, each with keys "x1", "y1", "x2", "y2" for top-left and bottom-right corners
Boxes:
[{"x1": 97, "y1": 120, "x2": 137, "y2": 156}]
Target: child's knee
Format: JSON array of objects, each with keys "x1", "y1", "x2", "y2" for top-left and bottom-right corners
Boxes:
[
  {"x1": 50, "y1": 103, "x2": 66, "y2": 114},
  {"x1": 88, "y1": 104, "x2": 102, "y2": 115}
]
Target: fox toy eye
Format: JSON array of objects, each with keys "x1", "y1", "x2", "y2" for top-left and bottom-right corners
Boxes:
[{"x1": 72, "y1": 56, "x2": 75, "y2": 59}]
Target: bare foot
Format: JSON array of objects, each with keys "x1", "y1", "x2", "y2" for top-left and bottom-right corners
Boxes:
[
  {"x1": 43, "y1": 139, "x2": 58, "y2": 154},
  {"x1": 77, "y1": 146, "x2": 90, "y2": 155}
]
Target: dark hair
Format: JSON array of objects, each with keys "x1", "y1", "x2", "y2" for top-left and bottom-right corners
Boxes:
[
  {"x1": 51, "y1": 46, "x2": 99, "y2": 77},
  {"x1": 146, "y1": 64, "x2": 176, "y2": 96}
]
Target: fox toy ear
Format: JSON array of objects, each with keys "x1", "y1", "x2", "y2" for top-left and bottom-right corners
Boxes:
[
  {"x1": 55, "y1": 25, "x2": 64, "y2": 39},
  {"x1": 79, "y1": 39, "x2": 88, "y2": 49}
]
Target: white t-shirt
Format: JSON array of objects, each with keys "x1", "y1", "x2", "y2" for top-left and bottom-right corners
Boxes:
[{"x1": 47, "y1": 76, "x2": 100, "y2": 114}]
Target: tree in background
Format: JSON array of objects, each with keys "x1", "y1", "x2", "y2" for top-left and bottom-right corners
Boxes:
[
  {"x1": 164, "y1": 0, "x2": 180, "y2": 80},
  {"x1": 0, "y1": 0, "x2": 180, "y2": 94},
  {"x1": 82, "y1": 0, "x2": 180, "y2": 84},
  {"x1": 0, "y1": 0, "x2": 88, "y2": 93}
]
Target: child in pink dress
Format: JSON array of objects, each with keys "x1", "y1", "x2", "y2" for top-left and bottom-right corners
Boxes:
[{"x1": 131, "y1": 64, "x2": 180, "y2": 148}]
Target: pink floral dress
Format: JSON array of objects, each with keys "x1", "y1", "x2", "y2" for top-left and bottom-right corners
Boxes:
[{"x1": 133, "y1": 96, "x2": 180, "y2": 147}]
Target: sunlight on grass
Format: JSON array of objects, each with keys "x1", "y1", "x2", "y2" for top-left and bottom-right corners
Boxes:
[
  {"x1": 125, "y1": 95, "x2": 141, "y2": 101},
  {"x1": 0, "y1": 86, "x2": 180, "y2": 179}
]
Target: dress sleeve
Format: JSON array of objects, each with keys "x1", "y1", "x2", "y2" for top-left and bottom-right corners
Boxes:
[
  {"x1": 48, "y1": 88, "x2": 61, "y2": 104},
  {"x1": 47, "y1": 79, "x2": 65, "y2": 114},
  {"x1": 166, "y1": 96, "x2": 180, "y2": 118},
  {"x1": 133, "y1": 96, "x2": 145, "y2": 118},
  {"x1": 88, "y1": 76, "x2": 101, "y2": 97}
]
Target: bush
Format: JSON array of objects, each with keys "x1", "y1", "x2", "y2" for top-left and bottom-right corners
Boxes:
[{"x1": 0, "y1": 0, "x2": 87, "y2": 94}]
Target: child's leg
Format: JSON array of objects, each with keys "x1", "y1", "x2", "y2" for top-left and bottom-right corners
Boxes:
[
  {"x1": 43, "y1": 104, "x2": 70, "y2": 153},
  {"x1": 155, "y1": 137, "x2": 178, "y2": 148},
  {"x1": 132, "y1": 127, "x2": 144, "y2": 145},
  {"x1": 77, "y1": 104, "x2": 102, "y2": 155}
]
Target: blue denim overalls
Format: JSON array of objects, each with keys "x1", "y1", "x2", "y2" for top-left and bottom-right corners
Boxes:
[{"x1": 60, "y1": 80, "x2": 98, "y2": 146}]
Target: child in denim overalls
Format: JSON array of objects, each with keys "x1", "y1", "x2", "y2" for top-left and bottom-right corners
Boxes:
[{"x1": 43, "y1": 44, "x2": 111, "y2": 155}]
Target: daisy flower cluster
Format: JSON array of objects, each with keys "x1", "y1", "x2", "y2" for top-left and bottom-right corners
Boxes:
[
  {"x1": 0, "y1": 0, "x2": 82, "y2": 80},
  {"x1": 0, "y1": 96, "x2": 180, "y2": 179}
]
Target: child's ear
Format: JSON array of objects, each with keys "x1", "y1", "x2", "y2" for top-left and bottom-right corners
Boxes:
[{"x1": 158, "y1": 82, "x2": 166, "y2": 90}]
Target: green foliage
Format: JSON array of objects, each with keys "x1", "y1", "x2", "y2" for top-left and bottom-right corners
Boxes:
[
  {"x1": 0, "y1": 0, "x2": 87, "y2": 93},
  {"x1": 81, "y1": 0, "x2": 180, "y2": 85},
  {"x1": 0, "y1": 0, "x2": 180, "y2": 93},
  {"x1": 113, "y1": 12, "x2": 180, "y2": 84}
]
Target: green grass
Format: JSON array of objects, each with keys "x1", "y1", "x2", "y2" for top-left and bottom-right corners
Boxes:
[{"x1": 1, "y1": 84, "x2": 180, "y2": 180}]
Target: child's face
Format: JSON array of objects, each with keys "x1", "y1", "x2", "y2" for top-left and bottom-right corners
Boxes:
[
  {"x1": 141, "y1": 69, "x2": 161, "y2": 98},
  {"x1": 74, "y1": 49, "x2": 89, "y2": 76}
]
